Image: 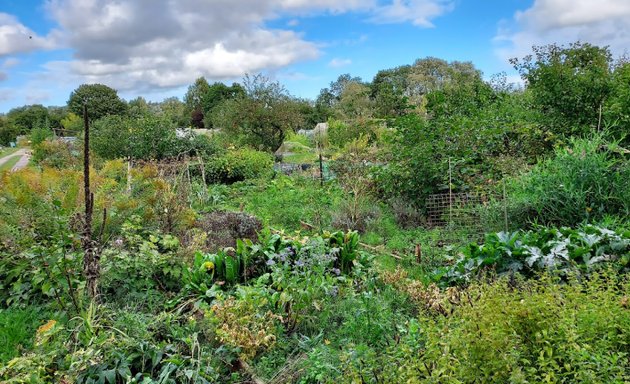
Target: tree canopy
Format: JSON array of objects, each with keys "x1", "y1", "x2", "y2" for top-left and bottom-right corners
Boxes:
[{"x1": 67, "y1": 84, "x2": 127, "y2": 121}]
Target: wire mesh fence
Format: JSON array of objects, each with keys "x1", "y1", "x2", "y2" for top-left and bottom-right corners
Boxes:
[{"x1": 425, "y1": 191, "x2": 506, "y2": 243}]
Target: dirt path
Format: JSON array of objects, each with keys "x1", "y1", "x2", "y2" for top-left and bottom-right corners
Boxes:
[
  {"x1": 11, "y1": 150, "x2": 31, "y2": 171},
  {"x1": 0, "y1": 149, "x2": 29, "y2": 171}
]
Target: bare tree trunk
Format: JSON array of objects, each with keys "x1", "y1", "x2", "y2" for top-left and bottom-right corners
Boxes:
[{"x1": 82, "y1": 104, "x2": 100, "y2": 300}]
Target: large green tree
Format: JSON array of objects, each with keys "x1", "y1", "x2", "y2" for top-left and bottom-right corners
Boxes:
[
  {"x1": 0, "y1": 116, "x2": 20, "y2": 146},
  {"x1": 212, "y1": 74, "x2": 304, "y2": 152},
  {"x1": 6, "y1": 104, "x2": 49, "y2": 133},
  {"x1": 67, "y1": 84, "x2": 127, "y2": 121},
  {"x1": 511, "y1": 42, "x2": 613, "y2": 138}
]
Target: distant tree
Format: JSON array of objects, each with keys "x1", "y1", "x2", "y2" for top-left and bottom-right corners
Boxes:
[
  {"x1": 336, "y1": 82, "x2": 374, "y2": 120},
  {"x1": 329, "y1": 74, "x2": 363, "y2": 101},
  {"x1": 212, "y1": 74, "x2": 304, "y2": 152},
  {"x1": 605, "y1": 60, "x2": 630, "y2": 144},
  {"x1": 204, "y1": 83, "x2": 245, "y2": 114},
  {"x1": 0, "y1": 117, "x2": 20, "y2": 146},
  {"x1": 6, "y1": 104, "x2": 49, "y2": 133},
  {"x1": 92, "y1": 115, "x2": 185, "y2": 161},
  {"x1": 371, "y1": 66, "x2": 411, "y2": 117},
  {"x1": 313, "y1": 87, "x2": 335, "y2": 122},
  {"x1": 511, "y1": 42, "x2": 613, "y2": 137},
  {"x1": 184, "y1": 77, "x2": 211, "y2": 128},
  {"x1": 127, "y1": 96, "x2": 153, "y2": 118},
  {"x1": 67, "y1": 84, "x2": 127, "y2": 121},
  {"x1": 60, "y1": 112, "x2": 83, "y2": 135},
  {"x1": 159, "y1": 97, "x2": 188, "y2": 126}
]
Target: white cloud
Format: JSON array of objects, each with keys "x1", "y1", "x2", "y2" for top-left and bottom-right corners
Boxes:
[
  {"x1": 328, "y1": 58, "x2": 352, "y2": 68},
  {"x1": 0, "y1": 72, "x2": 7, "y2": 82},
  {"x1": 369, "y1": 0, "x2": 454, "y2": 27},
  {"x1": 1, "y1": 0, "x2": 454, "y2": 99},
  {"x1": 495, "y1": 0, "x2": 630, "y2": 61},
  {"x1": 0, "y1": 13, "x2": 56, "y2": 56}
]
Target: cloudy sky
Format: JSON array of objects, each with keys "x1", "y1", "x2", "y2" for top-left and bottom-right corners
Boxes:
[{"x1": 1, "y1": 0, "x2": 629, "y2": 112}]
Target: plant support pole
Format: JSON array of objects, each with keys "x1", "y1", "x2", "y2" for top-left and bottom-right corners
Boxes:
[
  {"x1": 319, "y1": 151, "x2": 324, "y2": 187},
  {"x1": 503, "y1": 178, "x2": 509, "y2": 232},
  {"x1": 448, "y1": 157, "x2": 453, "y2": 226}
]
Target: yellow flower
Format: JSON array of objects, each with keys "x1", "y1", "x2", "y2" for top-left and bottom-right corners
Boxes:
[
  {"x1": 586, "y1": 207, "x2": 592, "y2": 213},
  {"x1": 203, "y1": 261, "x2": 215, "y2": 271}
]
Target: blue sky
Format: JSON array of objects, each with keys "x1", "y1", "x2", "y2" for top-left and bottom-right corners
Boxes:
[{"x1": 1, "y1": 0, "x2": 629, "y2": 113}]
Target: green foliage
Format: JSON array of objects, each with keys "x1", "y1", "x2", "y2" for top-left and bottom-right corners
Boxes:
[
  {"x1": 512, "y1": 42, "x2": 613, "y2": 137},
  {"x1": 32, "y1": 140, "x2": 80, "y2": 169},
  {"x1": 0, "y1": 117, "x2": 20, "y2": 146},
  {"x1": 29, "y1": 127, "x2": 53, "y2": 146},
  {"x1": 92, "y1": 115, "x2": 190, "y2": 161},
  {"x1": 0, "y1": 202, "x2": 83, "y2": 310},
  {"x1": 67, "y1": 84, "x2": 127, "y2": 121},
  {"x1": 6, "y1": 105, "x2": 49, "y2": 134},
  {"x1": 204, "y1": 148, "x2": 273, "y2": 184},
  {"x1": 384, "y1": 273, "x2": 630, "y2": 383},
  {"x1": 223, "y1": 175, "x2": 341, "y2": 231},
  {"x1": 212, "y1": 74, "x2": 305, "y2": 152},
  {"x1": 505, "y1": 136, "x2": 629, "y2": 227},
  {"x1": 0, "y1": 307, "x2": 53, "y2": 363},
  {"x1": 327, "y1": 118, "x2": 380, "y2": 148},
  {"x1": 184, "y1": 230, "x2": 363, "y2": 302},
  {"x1": 100, "y1": 216, "x2": 185, "y2": 304},
  {"x1": 438, "y1": 225, "x2": 630, "y2": 284}
]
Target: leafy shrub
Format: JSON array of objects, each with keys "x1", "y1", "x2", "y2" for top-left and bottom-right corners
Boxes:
[
  {"x1": 437, "y1": 225, "x2": 630, "y2": 285},
  {"x1": 29, "y1": 128, "x2": 52, "y2": 146},
  {"x1": 204, "y1": 148, "x2": 273, "y2": 184},
  {"x1": 327, "y1": 118, "x2": 380, "y2": 148},
  {"x1": 100, "y1": 217, "x2": 185, "y2": 303},
  {"x1": 208, "y1": 290, "x2": 282, "y2": 360},
  {"x1": 32, "y1": 140, "x2": 80, "y2": 169},
  {"x1": 382, "y1": 273, "x2": 630, "y2": 383},
  {"x1": 505, "y1": 136, "x2": 630, "y2": 227}
]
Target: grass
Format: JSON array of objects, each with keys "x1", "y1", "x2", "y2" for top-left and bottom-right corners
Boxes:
[
  {"x1": 0, "y1": 155, "x2": 23, "y2": 173},
  {"x1": 0, "y1": 147, "x2": 20, "y2": 159},
  {"x1": 0, "y1": 308, "x2": 52, "y2": 363}
]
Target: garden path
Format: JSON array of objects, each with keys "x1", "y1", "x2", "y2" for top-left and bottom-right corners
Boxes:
[{"x1": 0, "y1": 149, "x2": 29, "y2": 171}]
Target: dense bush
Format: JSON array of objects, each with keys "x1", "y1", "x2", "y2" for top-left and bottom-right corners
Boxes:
[
  {"x1": 326, "y1": 118, "x2": 380, "y2": 148},
  {"x1": 378, "y1": 273, "x2": 630, "y2": 383},
  {"x1": 204, "y1": 148, "x2": 273, "y2": 184},
  {"x1": 32, "y1": 140, "x2": 80, "y2": 169},
  {"x1": 505, "y1": 136, "x2": 630, "y2": 227}
]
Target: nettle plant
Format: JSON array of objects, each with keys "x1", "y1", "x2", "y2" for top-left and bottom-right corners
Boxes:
[{"x1": 437, "y1": 225, "x2": 630, "y2": 284}]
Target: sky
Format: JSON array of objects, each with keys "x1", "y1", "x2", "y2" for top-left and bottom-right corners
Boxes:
[{"x1": 0, "y1": 0, "x2": 629, "y2": 113}]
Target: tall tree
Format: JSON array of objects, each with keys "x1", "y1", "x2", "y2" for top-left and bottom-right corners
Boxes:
[
  {"x1": 511, "y1": 42, "x2": 613, "y2": 137},
  {"x1": 67, "y1": 84, "x2": 127, "y2": 121},
  {"x1": 6, "y1": 104, "x2": 49, "y2": 133},
  {"x1": 184, "y1": 77, "x2": 211, "y2": 128},
  {"x1": 212, "y1": 74, "x2": 303, "y2": 152}
]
